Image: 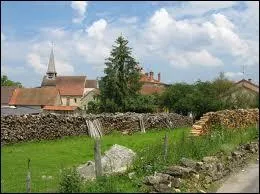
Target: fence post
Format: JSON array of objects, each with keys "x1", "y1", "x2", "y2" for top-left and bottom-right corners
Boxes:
[
  {"x1": 163, "y1": 133, "x2": 168, "y2": 162},
  {"x1": 94, "y1": 138, "x2": 102, "y2": 178},
  {"x1": 26, "y1": 159, "x2": 31, "y2": 193}
]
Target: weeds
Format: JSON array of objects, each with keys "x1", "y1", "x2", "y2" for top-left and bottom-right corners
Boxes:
[{"x1": 58, "y1": 167, "x2": 83, "y2": 193}]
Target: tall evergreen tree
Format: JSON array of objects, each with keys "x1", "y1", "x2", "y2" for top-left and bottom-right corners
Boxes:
[{"x1": 99, "y1": 35, "x2": 142, "y2": 112}]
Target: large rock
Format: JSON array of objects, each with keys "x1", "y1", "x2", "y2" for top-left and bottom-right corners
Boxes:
[{"x1": 77, "y1": 144, "x2": 136, "y2": 180}]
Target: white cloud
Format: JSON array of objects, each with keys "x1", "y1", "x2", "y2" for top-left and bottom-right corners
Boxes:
[
  {"x1": 119, "y1": 16, "x2": 138, "y2": 24},
  {"x1": 168, "y1": 1, "x2": 238, "y2": 18},
  {"x1": 86, "y1": 19, "x2": 107, "y2": 40},
  {"x1": 2, "y1": 2, "x2": 258, "y2": 86},
  {"x1": 71, "y1": 1, "x2": 88, "y2": 24},
  {"x1": 168, "y1": 49, "x2": 223, "y2": 68},
  {"x1": 224, "y1": 71, "x2": 243, "y2": 79},
  {"x1": 27, "y1": 52, "x2": 74, "y2": 75},
  {"x1": 27, "y1": 53, "x2": 46, "y2": 74},
  {"x1": 1, "y1": 32, "x2": 6, "y2": 41}
]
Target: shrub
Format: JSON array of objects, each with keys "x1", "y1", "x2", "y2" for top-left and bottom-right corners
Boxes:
[{"x1": 58, "y1": 167, "x2": 83, "y2": 193}]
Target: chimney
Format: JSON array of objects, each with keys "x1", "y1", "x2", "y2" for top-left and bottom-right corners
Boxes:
[
  {"x1": 149, "y1": 71, "x2": 154, "y2": 80},
  {"x1": 158, "y1": 72, "x2": 161, "y2": 82},
  {"x1": 248, "y1": 78, "x2": 252, "y2": 82}
]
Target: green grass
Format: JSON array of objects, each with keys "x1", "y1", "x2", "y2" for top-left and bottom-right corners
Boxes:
[
  {"x1": 1, "y1": 126, "x2": 258, "y2": 193},
  {"x1": 1, "y1": 128, "x2": 187, "y2": 193},
  {"x1": 82, "y1": 125, "x2": 258, "y2": 193}
]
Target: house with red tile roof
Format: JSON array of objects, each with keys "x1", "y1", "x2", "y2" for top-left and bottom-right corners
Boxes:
[
  {"x1": 136, "y1": 65, "x2": 168, "y2": 95},
  {"x1": 9, "y1": 87, "x2": 62, "y2": 109},
  {"x1": 40, "y1": 47, "x2": 99, "y2": 110}
]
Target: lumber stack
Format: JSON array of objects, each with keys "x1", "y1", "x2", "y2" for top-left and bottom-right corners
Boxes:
[{"x1": 190, "y1": 108, "x2": 259, "y2": 136}]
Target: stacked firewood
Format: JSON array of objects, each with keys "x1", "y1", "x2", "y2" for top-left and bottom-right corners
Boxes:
[
  {"x1": 191, "y1": 109, "x2": 259, "y2": 136},
  {"x1": 1, "y1": 112, "x2": 192, "y2": 145}
]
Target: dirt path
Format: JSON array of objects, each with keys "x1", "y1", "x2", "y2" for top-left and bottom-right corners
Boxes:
[{"x1": 216, "y1": 159, "x2": 259, "y2": 193}]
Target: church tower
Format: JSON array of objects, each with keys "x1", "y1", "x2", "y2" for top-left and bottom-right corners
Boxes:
[{"x1": 46, "y1": 44, "x2": 57, "y2": 80}]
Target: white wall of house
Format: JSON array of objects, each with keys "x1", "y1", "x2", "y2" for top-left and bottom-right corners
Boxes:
[
  {"x1": 61, "y1": 96, "x2": 82, "y2": 106},
  {"x1": 79, "y1": 91, "x2": 97, "y2": 110}
]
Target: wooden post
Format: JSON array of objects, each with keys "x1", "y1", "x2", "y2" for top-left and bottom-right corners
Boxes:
[
  {"x1": 94, "y1": 138, "x2": 102, "y2": 178},
  {"x1": 163, "y1": 133, "x2": 168, "y2": 162},
  {"x1": 26, "y1": 159, "x2": 31, "y2": 193}
]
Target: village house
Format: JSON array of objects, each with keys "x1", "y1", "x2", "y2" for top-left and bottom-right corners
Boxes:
[
  {"x1": 40, "y1": 47, "x2": 99, "y2": 111},
  {"x1": 136, "y1": 65, "x2": 168, "y2": 95},
  {"x1": 8, "y1": 87, "x2": 62, "y2": 109},
  {"x1": 222, "y1": 78, "x2": 259, "y2": 108}
]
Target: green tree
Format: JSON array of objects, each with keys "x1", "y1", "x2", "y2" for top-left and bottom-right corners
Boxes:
[
  {"x1": 1, "y1": 75, "x2": 22, "y2": 87},
  {"x1": 160, "y1": 82, "x2": 194, "y2": 115},
  {"x1": 99, "y1": 35, "x2": 142, "y2": 112}
]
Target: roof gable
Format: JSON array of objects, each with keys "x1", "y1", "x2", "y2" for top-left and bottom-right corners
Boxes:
[{"x1": 56, "y1": 76, "x2": 86, "y2": 96}]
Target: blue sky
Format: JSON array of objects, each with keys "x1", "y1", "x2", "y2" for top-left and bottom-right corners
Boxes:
[{"x1": 1, "y1": 1, "x2": 259, "y2": 87}]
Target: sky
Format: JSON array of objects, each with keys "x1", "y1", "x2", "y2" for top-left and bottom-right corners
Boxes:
[{"x1": 1, "y1": 1, "x2": 259, "y2": 87}]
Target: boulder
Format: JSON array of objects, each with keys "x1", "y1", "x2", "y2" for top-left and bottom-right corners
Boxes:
[{"x1": 77, "y1": 144, "x2": 136, "y2": 180}]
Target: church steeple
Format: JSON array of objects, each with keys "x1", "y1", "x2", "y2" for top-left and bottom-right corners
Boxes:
[{"x1": 46, "y1": 42, "x2": 57, "y2": 79}]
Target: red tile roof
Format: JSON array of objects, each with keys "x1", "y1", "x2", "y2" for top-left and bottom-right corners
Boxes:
[
  {"x1": 140, "y1": 84, "x2": 166, "y2": 95},
  {"x1": 1, "y1": 86, "x2": 17, "y2": 105},
  {"x1": 9, "y1": 87, "x2": 60, "y2": 106},
  {"x1": 56, "y1": 76, "x2": 86, "y2": 96},
  {"x1": 85, "y1": 80, "x2": 98, "y2": 88},
  {"x1": 43, "y1": 105, "x2": 78, "y2": 111}
]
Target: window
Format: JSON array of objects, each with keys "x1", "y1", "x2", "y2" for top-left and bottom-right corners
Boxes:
[
  {"x1": 74, "y1": 98, "x2": 77, "y2": 103},
  {"x1": 66, "y1": 97, "x2": 70, "y2": 106}
]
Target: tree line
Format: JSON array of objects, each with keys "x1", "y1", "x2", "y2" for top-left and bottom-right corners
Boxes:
[{"x1": 88, "y1": 36, "x2": 259, "y2": 119}]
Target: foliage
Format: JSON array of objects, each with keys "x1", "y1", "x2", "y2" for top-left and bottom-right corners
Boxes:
[
  {"x1": 159, "y1": 82, "x2": 193, "y2": 115},
  {"x1": 58, "y1": 167, "x2": 83, "y2": 193},
  {"x1": 1, "y1": 75, "x2": 22, "y2": 87},
  {"x1": 159, "y1": 72, "x2": 258, "y2": 119},
  {"x1": 87, "y1": 101, "x2": 101, "y2": 114},
  {"x1": 99, "y1": 35, "x2": 142, "y2": 112},
  {"x1": 124, "y1": 94, "x2": 160, "y2": 113}
]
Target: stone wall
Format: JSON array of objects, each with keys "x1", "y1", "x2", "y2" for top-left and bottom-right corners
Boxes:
[
  {"x1": 1, "y1": 112, "x2": 192, "y2": 145},
  {"x1": 191, "y1": 109, "x2": 259, "y2": 136},
  {"x1": 143, "y1": 141, "x2": 259, "y2": 193}
]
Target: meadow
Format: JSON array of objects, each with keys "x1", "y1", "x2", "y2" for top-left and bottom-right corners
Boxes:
[{"x1": 1, "y1": 126, "x2": 258, "y2": 193}]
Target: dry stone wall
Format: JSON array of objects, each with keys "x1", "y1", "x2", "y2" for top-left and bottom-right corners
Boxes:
[
  {"x1": 191, "y1": 108, "x2": 259, "y2": 136},
  {"x1": 143, "y1": 141, "x2": 259, "y2": 193},
  {"x1": 1, "y1": 112, "x2": 192, "y2": 145}
]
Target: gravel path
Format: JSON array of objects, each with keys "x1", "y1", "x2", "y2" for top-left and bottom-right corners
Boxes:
[{"x1": 217, "y1": 159, "x2": 259, "y2": 193}]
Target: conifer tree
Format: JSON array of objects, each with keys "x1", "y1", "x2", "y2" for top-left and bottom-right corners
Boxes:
[{"x1": 99, "y1": 35, "x2": 142, "y2": 112}]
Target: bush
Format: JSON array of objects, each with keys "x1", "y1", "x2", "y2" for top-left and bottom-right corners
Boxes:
[{"x1": 58, "y1": 167, "x2": 83, "y2": 193}]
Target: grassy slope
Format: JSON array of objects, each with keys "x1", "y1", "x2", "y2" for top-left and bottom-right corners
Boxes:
[{"x1": 1, "y1": 128, "x2": 188, "y2": 193}]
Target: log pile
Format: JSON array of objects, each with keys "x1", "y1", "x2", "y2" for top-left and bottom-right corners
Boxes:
[
  {"x1": 1, "y1": 112, "x2": 192, "y2": 145},
  {"x1": 191, "y1": 108, "x2": 259, "y2": 136}
]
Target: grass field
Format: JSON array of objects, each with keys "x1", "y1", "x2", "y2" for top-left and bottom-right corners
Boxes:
[
  {"x1": 1, "y1": 128, "x2": 188, "y2": 193},
  {"x1": 1, "y1": 126, "x2": 258, "y2": 193}
]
